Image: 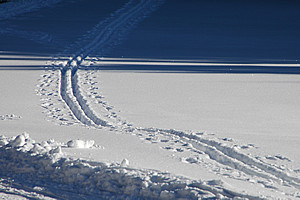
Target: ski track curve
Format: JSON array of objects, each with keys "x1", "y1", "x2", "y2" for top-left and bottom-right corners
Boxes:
[
  {"x1": 33, "y1": 0, "x2": 300, "y2": 198},
  {"x1": 52, "y1": 0, "x2": 164, "y2": 129}
]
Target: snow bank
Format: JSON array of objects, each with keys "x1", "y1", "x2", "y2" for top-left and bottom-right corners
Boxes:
[
  {"x1": 0, "y1": 0, "x2": 61, "y2": 20},
  {"x1": 0, "y1": 133, "x2": 257, "y2": 199}
]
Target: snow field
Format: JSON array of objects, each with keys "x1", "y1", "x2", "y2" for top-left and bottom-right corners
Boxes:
[
  {"x1": 53, "y1": 69, "x2": 300, "y2": 198},
  {"x1": 1, "y1": 0, "x2": 300, "y2": 198},
  {"x1": 34, "y1": 0, "x2": 300, "y2": 197}
]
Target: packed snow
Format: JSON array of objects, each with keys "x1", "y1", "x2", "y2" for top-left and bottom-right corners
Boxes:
[{"x1": 1, "y1": 0, "x2": 300, "y2": 199}]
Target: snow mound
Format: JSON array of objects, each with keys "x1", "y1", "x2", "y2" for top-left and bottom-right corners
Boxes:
[
  {"x1": 67, "y1": 139, "x2": 94, "y2": 148},
  {"x1": 0, "y1": 133, "x2": 256, "y2": 199},
  {"x1": 120, "y1": 158, "x2": 130, "y2": 167}
]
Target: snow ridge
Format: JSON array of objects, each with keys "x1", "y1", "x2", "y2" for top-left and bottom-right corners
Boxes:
[{"x1": 0, "y1": 134, "x2": 259, "y2": 199}]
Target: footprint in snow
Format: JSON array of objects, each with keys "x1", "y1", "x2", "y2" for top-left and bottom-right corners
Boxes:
[
  {"x1": 265, "y1": 155, "x2": 291, "y2": 162},
  {"x1": 160, "y1": 139, "x2": 169, "y2": 143},
  {"x1": 176, "y1": 148, "x2": 184, "y2": 152},
  {"x1": 182, "y1": 157, "x2": 198, "y2": 164},
  {"x1": 161, "y1": 146, "x2": 184, "y2": 153},
  {"x1": 240, "y1": 143, "x2": 256, "y2": 149},
  {"x1": 162, "y1": 146, "x2": 174, "y2": 151}
]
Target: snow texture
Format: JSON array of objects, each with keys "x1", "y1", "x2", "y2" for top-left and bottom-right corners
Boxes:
[
  {"x1": 2, "y1": 0, "x2": 300, "y2": 199},
  {"x1": 0, "y1": 133, "x2": 257, "y2": 199}
]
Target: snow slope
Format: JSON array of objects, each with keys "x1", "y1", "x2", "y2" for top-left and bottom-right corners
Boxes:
[{"x1": 1, "y1": 0, "x2": 300, "y2": 199}]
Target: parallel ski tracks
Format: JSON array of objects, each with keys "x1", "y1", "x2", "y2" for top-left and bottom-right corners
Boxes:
[
  {"x1": 145, "y1": 128, "x2": 300, "y2": 189},
  {"x1": 49, "y1": 0, "x2": 300, "y2": 197},
  {"x1": 57, "y1": 0, "x2": 164, "y2": 129}
]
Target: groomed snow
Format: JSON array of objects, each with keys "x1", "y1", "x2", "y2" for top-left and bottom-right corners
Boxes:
[{"x1": 1, "y1": 0, "x2": 300, "y2": 199}]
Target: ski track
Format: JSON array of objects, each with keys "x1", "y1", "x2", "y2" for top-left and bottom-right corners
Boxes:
[
  {"x1": 30, "y1": 0, "x2": 300, "y2": 198},
  {"x1": 146, "y1": 128, "x2": 300, "y2": 188},
  {"x1": 52, "y1": 0, "x2": 165, "y2": 130}
]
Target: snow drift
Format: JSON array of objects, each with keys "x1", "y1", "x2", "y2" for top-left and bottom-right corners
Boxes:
[{"x1": 0, "y1": 133, "x2": 257, "y2": 199}]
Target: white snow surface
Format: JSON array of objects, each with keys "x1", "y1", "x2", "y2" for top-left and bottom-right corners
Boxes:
[{"x1": 1, "y1": 0, "x2": 300, "y2": 199}]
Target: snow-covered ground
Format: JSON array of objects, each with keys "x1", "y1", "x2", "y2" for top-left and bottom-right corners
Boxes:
[{"x1": 1, "y1": 0, "x2": 300, "y2": 199}]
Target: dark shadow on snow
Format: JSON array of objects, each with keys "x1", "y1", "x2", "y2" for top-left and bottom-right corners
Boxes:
[{"x1": 80, "y1": 64, "x2": 300, "y2": 75}]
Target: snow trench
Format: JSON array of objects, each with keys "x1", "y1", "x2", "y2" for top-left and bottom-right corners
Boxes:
[
  {"x1": 59, "y1": 68, "x2": 94, "y2": 126},
  {"x1": 0, "y1": 134, "x2": 260, "y2": 199}
]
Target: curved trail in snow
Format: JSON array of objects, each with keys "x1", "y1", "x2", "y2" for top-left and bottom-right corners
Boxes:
[
  {"x1": 56, "y1": 0, "x2": 164, "y2": 129},
  {"x1": 37, "y1": 0, "x2": 300, "y2": 198}
]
